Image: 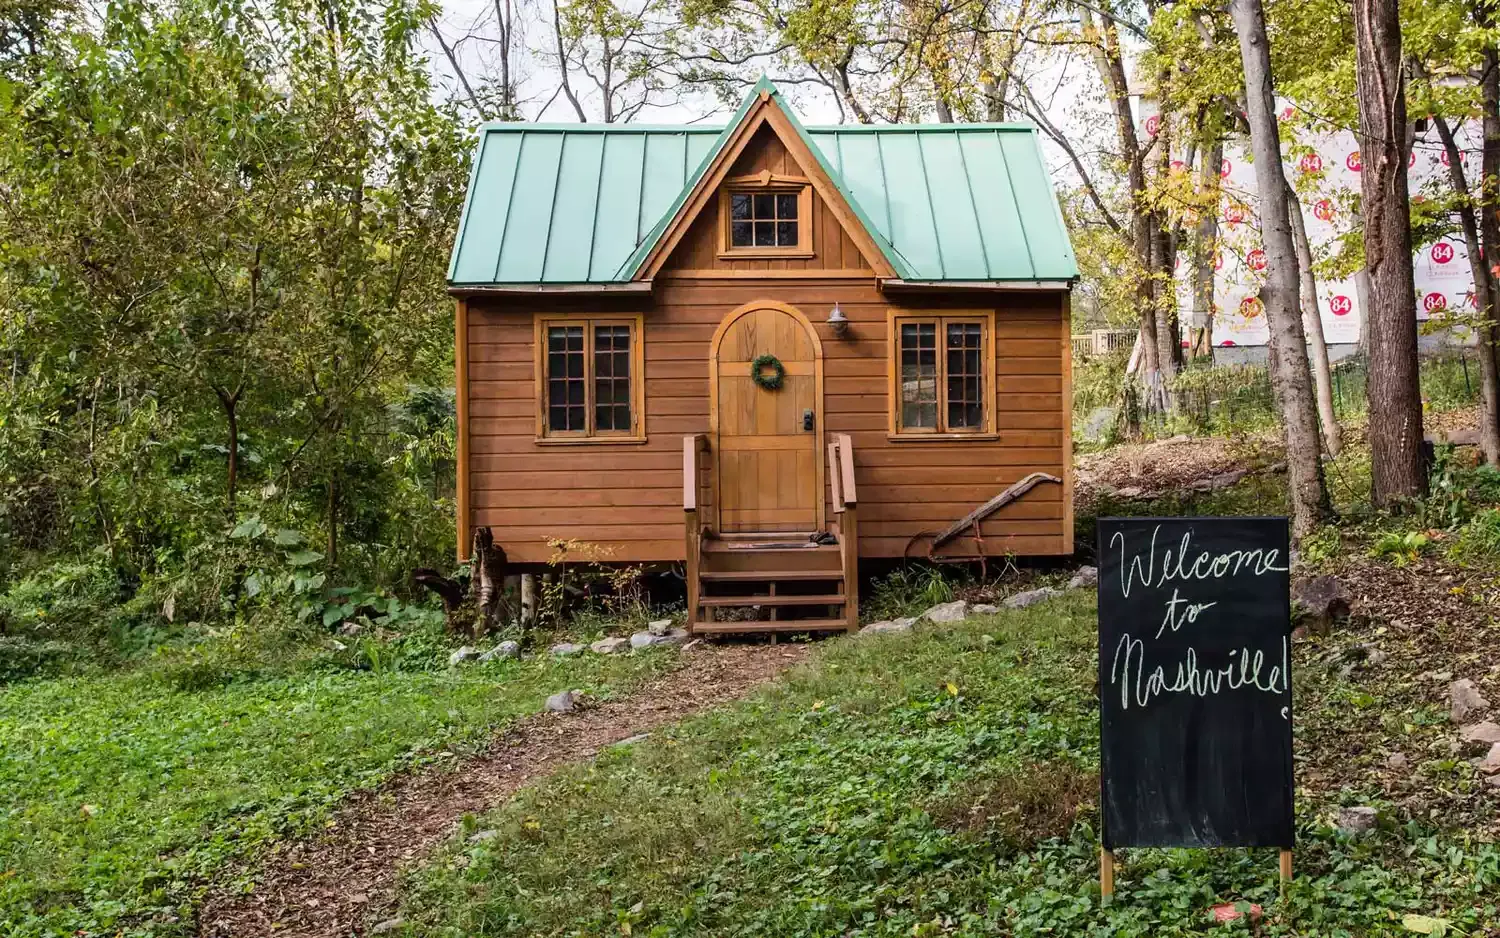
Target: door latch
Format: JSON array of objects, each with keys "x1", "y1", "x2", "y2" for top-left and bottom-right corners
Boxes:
[{"x1": 802, "y1": 409, "x2": 814, "y2": 431}]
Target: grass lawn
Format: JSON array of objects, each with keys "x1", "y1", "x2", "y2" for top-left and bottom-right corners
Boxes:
[
  {"x1": 0, "y1": 645, "x2": 675, "y2": 937},
  {"x1": 397, "y1": 593, "x2": 1500, "y2": 938}
]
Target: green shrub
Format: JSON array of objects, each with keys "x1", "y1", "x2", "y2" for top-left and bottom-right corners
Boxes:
[
  {"x1": 0, "y1": 560, "x2": 123, "y2": 641},
  {"x1": 864, "y1": 565, "x2": 958, "y2": 621},
  {"x1": 0, "y1": 636, "x2": 76, "y2": 682}
]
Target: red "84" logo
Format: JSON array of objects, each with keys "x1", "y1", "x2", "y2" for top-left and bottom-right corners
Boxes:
[
  {"x1": 1144, "y1": 114, "x2": 1160, "y2": 136},
  {"x1": 1313, "y1": 199, "x2": 1335, "y2": 221},
  {"x1": 1239, "y1": 296, "x2": 1264, "y2": 318},
  {"x1": 1423, "y1": 292, "x2": 1447, "y2": 312},
  {"x1": 1346, "y1": 151, "x2": 1362, "y2": 172},
  {"x1": 1299, "y1": 153, "x2": 1323, "y2": 174},
  {"x1": 1431, "y1": 242, "x2": 1455, "y2": 265},
  {"x1": 1224, "y1": 203, "x2": 1248, "y2": 224},
  {"x1": 1329, "y1": 295, "x2": 1352, "y2": 316},
  {"x1": 1247, "y1": 249, "x2": 1268, "y2": 271}
]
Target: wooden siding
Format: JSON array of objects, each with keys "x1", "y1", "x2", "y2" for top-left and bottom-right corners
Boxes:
[
  {"x1": 464, "y1": 278, "x2": 1070, "y2": 564},
  {"x1": 664, "y1": 126, "x2": 874, "y2": 274}
]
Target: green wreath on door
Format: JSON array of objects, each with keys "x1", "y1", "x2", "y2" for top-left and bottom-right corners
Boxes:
[{"x1": 750, "y1": 353, "x2": 785, "y2": 391}]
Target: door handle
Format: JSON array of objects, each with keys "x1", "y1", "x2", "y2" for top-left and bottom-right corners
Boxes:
[{"x1": 802, "y1": 409, "x2": 814, "y2": 431}]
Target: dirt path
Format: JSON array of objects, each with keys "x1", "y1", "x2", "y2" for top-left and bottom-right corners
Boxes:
[{"x1": 196, "y1": 642, "x2": 809, "y2": 938}]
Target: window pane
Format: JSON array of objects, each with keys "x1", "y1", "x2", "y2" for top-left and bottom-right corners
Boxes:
[
  {"x1": 592, "y1": 325, "x2": 631, "y2": 432},
  {"x1": 731, "y1": 221, "x2": 753, "y2": 246},
  {"x1": 753, "y1": 193, "x2": 774, "y2": 218},
  {"x1": 775, "y1": 221, "x2": 797, "y2": 246},
  {"x1": 945, "y1": 322, "x2": 983, "y2": 429},
  {"x1": 754, "y1": 221, "x2": 776, "y2": 246},
  {"x1": 731, "y1": 193, "x2": 752, "y2": 219},
  {"x1": 776, "y1": 193, "x2": 798, "y2": 219},
  {"x1": 899, "y1": 322, "x2": 938, "y2": 430}
]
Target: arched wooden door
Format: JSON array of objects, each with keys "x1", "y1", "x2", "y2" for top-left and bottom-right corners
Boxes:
[{"x1": 710, "y1": 301, "x2": 824, "y2": 534}]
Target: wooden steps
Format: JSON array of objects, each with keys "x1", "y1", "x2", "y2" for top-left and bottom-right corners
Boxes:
[
  {"x1": 698, "y1": 570, "x2": 841, "y2": 582},
  {"x1": 688, "y1": 532, "x2": 856, "y2": 636},
  {"x1": 692, "y1": 618, "x2": 848, "y2": 634},
  {"x1": 698, "y1": 593, "x2": 845, "y2": 607}
]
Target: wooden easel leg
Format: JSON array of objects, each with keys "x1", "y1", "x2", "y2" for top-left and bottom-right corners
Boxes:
[
  {"x1": 1279, "y1": 848, "x2": 1292, "y2": 898},
  {"x1": 1100, "y1": 848, "x2": 1114, "y2": 904}
]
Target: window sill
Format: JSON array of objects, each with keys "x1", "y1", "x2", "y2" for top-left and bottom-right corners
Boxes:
[
  {"x1": 886, "y1": 432, "x2": 1000, "y2": 443},
  {"x1": 717, "y1": 249, "x2": 815, "y2": 260},
  {"x1": 534, "y1": 435, "x2": 649, "y2": 446}
]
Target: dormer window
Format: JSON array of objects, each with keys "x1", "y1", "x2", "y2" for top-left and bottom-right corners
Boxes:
[{"x1": 719, "y1": 172, "x2": 813, "y2": 258}]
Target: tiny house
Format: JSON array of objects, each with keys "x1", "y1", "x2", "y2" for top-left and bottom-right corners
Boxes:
[{"x1": 448, "y1": 78, "x2": 1078, "y2": 635}]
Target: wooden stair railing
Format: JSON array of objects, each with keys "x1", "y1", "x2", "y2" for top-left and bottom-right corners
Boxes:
[
  {"x1": 828, "y1": 433, "x2": 859, "y2": 633},
  {"x1": 683, "y1": 434, "x2": 709, "y2": 631}
]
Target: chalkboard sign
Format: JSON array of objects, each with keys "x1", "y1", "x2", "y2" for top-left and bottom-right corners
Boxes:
[{"x1": 1098, "y1": 516, "x2": 1294, "y2": 850}]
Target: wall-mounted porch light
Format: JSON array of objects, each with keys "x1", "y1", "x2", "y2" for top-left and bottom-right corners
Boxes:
[{"x1": 826, "y1": 303, "x2": 850, "y2": 338}]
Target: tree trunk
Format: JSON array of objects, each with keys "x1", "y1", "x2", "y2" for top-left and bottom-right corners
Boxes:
[
  {"x1": 1479, "y1": 43, "x2": 1500, "y2": 462},
  {"x1": 1191, "y1": 138, "x2": 1223, "y2": 360},
  {"x1": 520, "y1": 572, "x2": 536, "y2": 627},
  {"x1": 1354, "y1": 267, "x2": 1374, "y2": 355},
  {"x1": 1230, "y1": 0, "x2": 1333, "y2": 537},
  {"x1": 471, "y1": 526, "x2": 508, "y2": 634},
  {"x1": 1431, "y1": 111, "x2": 1500, "y2": 464},
  {"x1": 326, "y1": 465, "x2": 340, "y2": 569},
  {"x1": 1353, "y1": 0, "x2": 1426, "y2": 503},
  {"x1": 1152, "y1": 215, "x2": 1179, "y2": 384},
  {"x1": 214, "y1": 386, "x2": 240, "y2": 515},
  {"x1": 1285, "y1": 182, "x2": 1343, "y2": 456}
]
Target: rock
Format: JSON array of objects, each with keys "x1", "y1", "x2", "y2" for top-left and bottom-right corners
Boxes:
[
  {"x1": 1336, "y1": 806, "x2": 1379, "y2": 835},
  {"x1": 1478, "y1": 743, "x2": 1500, "y2": 775},
  {"x1": 327, "y1": 639, "x2": 347, "y2": 652},
  {"x1": 1291, "y1": 575, "x2": 1352, "y2": 634},
  {"x1": 657, "y1": 628, "x2": 690, "y2": 646},
  {"x1": 1488, "y1": 775, "x2": 1500, "y2": 790},
  {"x1": 1386, "y1": 752, "x2": 1409, "y2": 770},
  {"x1": 1005, "y1": 587, "x2": 1061, "y2": 609},
  {"x1": 647, "y1": 618, "x2": 673, "y2": 636},
  {"x1": 550, "y1": 642, "x2": 586, "y2": 657},
  {"x1": 545, "y1": 690, "x2": 579, "y2": 713},
  {"x1": 614, "y1": 733, "x2": 650, "y2": 746},
  {"x1": 630, "y1": 631, "x2": 659, "y2": 649},
  {"x1": 479, "y1": 640, "x2": 520, "y2": 662},
  {"x1": 1067, "y1": 565, "x2": 1099, "y2": 589},
  {"x1": 468, "y1": 829, "x2": 499, "y2": 844},
  {"x1": 1189, "y1": 468, "x2": 1250, "y2": 493},
  {"x1": 1340, "y1": 643, "x2": 1386, "y2": 670},
  {"x1": 338, "y1": 622, "x2": 365, "y2": 637},
  {"x1": 591, "y1": 636, "x2": 630, "y2": 655},
  {"x1": 1450, "y1": 678, "x2": 1491, "y2": 724},
  {"x1": 447, "y1": 645, "x2": 479, "y2": 666},
  {"x1": 1115, "y1": 485, "x2": 1144, "y2": 498},
  {"x1": 1460, "y1": 721, "x2": 1500, "y2": 746},
  {"x1": 860, "y1": 619, "x2": 913, "y2": 635},
  {"x1": 971, "y1": 603, "x2": 999, "y2": 615},
  {"x1": 1163, "y1": 433, "x2": 1191, "y2": 444},
  {"x1": 922, "y1": 600, "x2": 969, "y2": 623},
  {"x1": 370, "y1": 919, "x2": 404, "y2": 935}
]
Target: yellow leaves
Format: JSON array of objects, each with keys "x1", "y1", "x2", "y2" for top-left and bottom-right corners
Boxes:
[
  {"x1": 79, "y1": 803, "x2": 97, "y2": 819},
  {"x1": 946, "y1": 682, "x2": 960, "y2": 697},
  {"x1": 1401, "y1": 913, "x2": 1451, "y2": 935}
]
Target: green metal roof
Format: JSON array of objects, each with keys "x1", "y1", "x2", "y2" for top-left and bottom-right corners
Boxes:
[{"x1": 447, "y1": 79, "x2": 1078, "y2": 286}]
